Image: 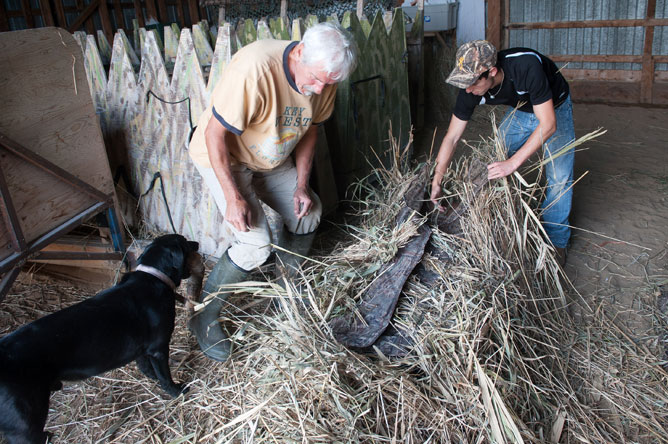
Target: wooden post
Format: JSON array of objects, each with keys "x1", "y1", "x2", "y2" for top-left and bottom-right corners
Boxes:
[
  {"x1": 356, "y1": 0, "x2": 363, "y2": 19},
  {"x1": 68, "y1": 0, "x2": 101, "y2": 33},
  {"x1": 133, "y1": 0, "x2": 146, "y2": 27},
  {"x1": 640, "y1": 0, "x2": 656, "y2": 104},
  {"x1": 218, "y1": 6, "x2": 225, "y2": 26},
  {"x1": 503, "y1": 0, "x2": 509, "y2": 50},
  {"x1": 157, "y1": 0, "x2": 168, "y2": 22},
  {"x1": 98, "y1": 0, "x2": 114, "y2": 43},
  {"x1": 175, "y1": 0, "x2": 186, "y2": 26},
  {"x1": 486, "y1": 0, "x2": 502, "y2": 49},
  {"x1": 20, "y1": 0, "x2": 35, "y2": 28},
  {"x1": 0, "y1": 0, "x2": 9, "y2": 31},
  {"x1": 53, "y1": 0, "x2": 68, "y2": 28},
  {"x1": 188, "y1": 0, "x2": 200, "y2": 27},
  {"x1": 38, "y1": 0, "x2": 55, "y2": 26},
  {"x1": 145, "y1": 0, "x2": 159, "y2": 22},
  {"x1": 280, "y1": 0, "x2": 287, "y2": 20},
  {"x1": 112, "y1": 0, "x2": 124, "y2": 29}
]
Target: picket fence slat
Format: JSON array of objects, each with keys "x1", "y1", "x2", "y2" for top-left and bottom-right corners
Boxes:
[{"x1": 79, "y1": 10, "x2": 410, "y2": 256}]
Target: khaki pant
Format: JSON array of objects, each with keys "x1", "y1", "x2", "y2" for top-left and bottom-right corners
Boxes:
[{"x1": 194, "y1": 158, "x2": 321, "y2": 271}]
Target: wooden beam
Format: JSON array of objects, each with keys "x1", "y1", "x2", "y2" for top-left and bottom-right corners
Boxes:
[
  {"x1": 99, "y1": 0, "x2": 114, "y2": 43},
  {"x1": 0, "y1": 0, "x2": 10, "y2": 31},
  {"x1": 280, "y1": 0, "x2": 287, "y2": 20},
  {"x1": 640, "y1": 0, "x2": 657, "y2": 104},
  {"x1": 486, "y1": 0, "x2": 502, "y2": 49},
  {"x1": 20, "y1": 0, "x2": 35, "y2": 28},
  {"x1": 175, "y1": 0, "x2": 185, "y2": 26},
  {"x1": 133, "y1": 0, "x2": 145, "y2": 27},
  {"x1": 38, "y1": 0, "x2": 55, "y2": 26},
  {"x1": 53, "y1": 0, "x2": 68, "y2": 27},
  {"x1": 68, "y1": 0, "x2": 101, "y2": 33},
  {"x1": 156, "y1": 0, "x2": 168, "y2": 22},
  {"x1": 112, "y1": 0, "x2": 125, "y2": 29},
  {"x1": 549, "y1": 54, "x2": 642, "y2": 64},
  {"x1": 144, "y1": 0, "x2": 158, "y2": 22},
  {"x1": 506, "y1": 18, "x2": 668, "y2": 30},
  {"x1": 188, "y1": 0, "x2": 200, "y2": 26},
  {"x1": 502, "y1": 0, "x2": 509, "y2": 49},
  {"x1": 356, "y1": 0, "x2": 363, "y2": 18}
]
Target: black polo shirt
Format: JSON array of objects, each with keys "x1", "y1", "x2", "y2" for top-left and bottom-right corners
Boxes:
[{"x1": 452, "y1": 48, "x2": 570, "y2": 121}]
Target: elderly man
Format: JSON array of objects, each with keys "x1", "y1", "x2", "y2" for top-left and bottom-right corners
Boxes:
[
  {"x1": 430, "y1": 40, "x2": 575, "y2": 265},
  {"x1": 187, "y1": 22, "x2": 357, "y2": 361}
]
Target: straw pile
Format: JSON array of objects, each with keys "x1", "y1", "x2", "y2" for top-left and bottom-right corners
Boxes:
[{"x1": 2, "y1": 128, "x2": 667, "y2": 443}]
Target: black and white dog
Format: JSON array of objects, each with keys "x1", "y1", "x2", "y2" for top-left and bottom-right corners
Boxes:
[{"x1": 0, "y1": 234, "x2": 199, "y2": 444}]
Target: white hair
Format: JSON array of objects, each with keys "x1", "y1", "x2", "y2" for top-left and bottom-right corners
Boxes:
[{"x1": 301, "y1": 22, "x2": 358, "y2": 81}]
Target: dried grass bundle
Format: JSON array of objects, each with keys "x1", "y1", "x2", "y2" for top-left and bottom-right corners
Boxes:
[{"x1": 2, "y1": 126, "x2": 666, "y2": 444}]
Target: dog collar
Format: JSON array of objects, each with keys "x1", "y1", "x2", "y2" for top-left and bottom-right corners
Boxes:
[{"x1": 136, "y1": 264, "x2": 177, "y2": 291}]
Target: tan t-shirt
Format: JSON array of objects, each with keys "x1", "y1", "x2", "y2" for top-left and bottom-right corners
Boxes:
[{"x1": 189, "y1": 39, "x2": 337, "y2": 172}]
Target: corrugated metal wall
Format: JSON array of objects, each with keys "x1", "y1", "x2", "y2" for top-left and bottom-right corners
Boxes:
[{"x1": 507, "y1": 0, "x2": 667, "y2": 72}]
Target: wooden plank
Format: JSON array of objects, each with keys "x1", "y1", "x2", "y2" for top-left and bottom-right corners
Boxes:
[
  {"x1": 486, "y1": 0, "x2": 502, "y2": 49},
  {"x1": 111, "y1": 0, "x2": 124, "y2": 29},
  {"x1": 188, "y1": 0, "x2": 200, "y2": 26},
  {"x1": 280, "y1": 0, "x2": 287, "y2": 19},
  {"x1": 175, "y1": 0, "x2": 185, "y2": 26},
  {"x1": 67, "y1": 0, "x2": 101, "y2": 33},
  {"x1": 640, "y1": 0, "x2": 656, "y2": 104},
  {"x1": 506, "y1": 18, "x2": 668, "y2": 30},
  {"x1": 38, "y1": 0, "x2": 55, "y2": 26},
  {"x1": 0, "y1": 0, "x2": 11, "y2": 31},
  {"x1": 53, "y1": 0, "x2": 68, "y2": 27},
  {"x1": 145, "y1": 0, "x2": 158, "y2": 21},
  {"x1": 503, "y1": 0, "x2": 509, "y2": 48},
  {"x1": 550, "y1": 54, "x2": 641, "y2": 64},
  {"x1": 356, "y1": 0, "x2": 363, "y2": 18},
  {"x1": 133, "y1": 0, "x2": 145, "y2": 27},
  {"x1": 156, "y1": 0, "x2": 168, "y2": 22},
  {"x1": 561, "y1": 68, "x2": 640, "y2": 82},
  {"x1": 98, "y1": 0, "x2": 114, "y2": 44},
  {"x1": 20, "y1": 0, "x2": 35, "y2": 28}
]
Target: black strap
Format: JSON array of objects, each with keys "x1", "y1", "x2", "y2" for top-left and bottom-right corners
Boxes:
[{"x1": 140, "y1": 172, "x2": 177, "y2": 234}]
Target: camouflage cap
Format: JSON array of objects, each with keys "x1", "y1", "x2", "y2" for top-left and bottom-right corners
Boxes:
[{"x1": 446, "y1": 40, "x2": 497, "y2": 89}]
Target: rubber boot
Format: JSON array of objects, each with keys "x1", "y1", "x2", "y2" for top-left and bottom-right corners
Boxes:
[
  {"x1": 275, "y1": 229, "x2": 316, "y2": 286},
  {"x1": 190, "y1": 251, "x2": 248, "y2": 362}
]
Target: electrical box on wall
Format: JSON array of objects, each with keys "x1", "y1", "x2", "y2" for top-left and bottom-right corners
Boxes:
[{"x1": 402, "y1": 2, "x2": 459, "y2": 32}]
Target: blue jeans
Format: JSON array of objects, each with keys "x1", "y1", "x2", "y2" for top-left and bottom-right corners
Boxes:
[{"x1": 498, "y1": 96, "x2": 575, "y2": 248}]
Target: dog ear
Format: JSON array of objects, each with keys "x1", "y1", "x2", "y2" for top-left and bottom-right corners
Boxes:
[{"x1": 187, "y1": 241, "x2": 199, "y2": 252}]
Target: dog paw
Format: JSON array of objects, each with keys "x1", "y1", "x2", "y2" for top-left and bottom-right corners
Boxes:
[{"x1": 167, "y1": 383, "x2": 189, "y2": 397}]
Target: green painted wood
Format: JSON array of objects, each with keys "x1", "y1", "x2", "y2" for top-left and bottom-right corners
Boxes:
[
  {"x1": 256, "y1": 20, "x2": 272, "y2": 40},
  {"x1": 83, "y1": 34, "x2": 108, "y2": 118},
  {"x1": 117, "y1": 29, "x2": 140, "y2": 69},
  {"x1": 164, "y1": 25, "x2": 178, "y2": 68},
  {"x1": 269, "y1": 16, "x2": 290, "y2": 40},
  {"x1": 239, "y1": 18, "x2": 257, "y2": 46},
  {"x1": 208, "y1": 22, "x2": 235, "y2": 93},
  {"x1": 304, "y1": 14, "x2": 318, "y2": 29},
  {"x1": 72, "y1": 30, "x2": 86, "y2": 49},
  {"x1": 330, "y1": 9, "x2": 412, "y2": 195},
  {"x1": 96, "y1": 30, "x2": 112, "y2": 65},
  {"x1": 291, "y1": 17, "x2": 304, "y2": 41},
  {"x1": 192, "y1": 23, "x2": 214, "y2": 66}
]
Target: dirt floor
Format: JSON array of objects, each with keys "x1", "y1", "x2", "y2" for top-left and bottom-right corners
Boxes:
[{"x1": 416, "y1": 101, "x2": 668, "y2": 349}]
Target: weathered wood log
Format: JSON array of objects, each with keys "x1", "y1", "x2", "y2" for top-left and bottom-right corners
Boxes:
[{"x1": 330, "y1": 222, "x2": 431, "y2": 348}]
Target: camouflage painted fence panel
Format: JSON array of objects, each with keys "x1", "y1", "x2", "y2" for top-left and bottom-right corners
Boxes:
[{"x1": 77, "y1": 9, "x2": 410, "y2": 257}]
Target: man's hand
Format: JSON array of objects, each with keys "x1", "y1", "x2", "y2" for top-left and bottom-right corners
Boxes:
[
  {"x1": 293, "y1": 187, "x2": 313, "y2": 219},
  {"x1": 226, "y1": 197, "x2": 252, "y2": 232},
  {"x1": 430, "y1": 179, "x2": 445, "y2": 211},
  {"x1": 487, "y1": 159, "x2": 519, "y2": 180}
]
